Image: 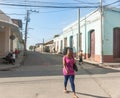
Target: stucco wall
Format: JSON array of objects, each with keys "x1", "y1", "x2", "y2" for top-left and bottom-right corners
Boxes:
[
  {"x1": 0, "y1": 31, "x2": 5, "y2": 56},
  {"x1": 103, "y1": 9, "x2": 120, "y2": 55}
]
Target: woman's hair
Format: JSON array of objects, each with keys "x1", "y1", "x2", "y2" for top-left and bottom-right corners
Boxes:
[
  {"x1": 66, "y1": 47, "x2": 73, "y2": 55},
  {"x1": 63, "y1": 47, "x2": 73, "y2": 55},
  {"x1": 67, "y1": 47, "x2": 73, "y2": 52}
]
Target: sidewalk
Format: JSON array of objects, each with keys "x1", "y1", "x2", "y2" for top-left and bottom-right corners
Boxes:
[
  {"x1": 83, "y1": 59, "x2": 120, "y2": 71},
  {"x1": 0, "y1": 51, "x2": 24, "y2": 71},
  {"x1": 52, "y1": 53, "x2": 120, "y2": 70}
]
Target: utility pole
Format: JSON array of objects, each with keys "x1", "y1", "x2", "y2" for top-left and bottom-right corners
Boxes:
[
  {"x1": 78, "y1": 8, "x2": 80, "y2": 58},
  {"x1": 100, "y1": 0, "x2": 103, "y2": 64},
  {"x1": 24, "y1": 10, "x2": 29, "y2": 52},
  {"x1": 24, "y1": 10, "x2": 39, "y2": 55},
  {"x1": 43, "y1": 38, "x2": 44, "y2": 52}
]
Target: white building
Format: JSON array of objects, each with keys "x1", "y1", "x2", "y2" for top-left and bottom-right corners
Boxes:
[{"x1": 54, "y1": 7, "x2": 120, "y2": 63}]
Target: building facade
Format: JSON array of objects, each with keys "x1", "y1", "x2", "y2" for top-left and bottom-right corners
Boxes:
[
  {"x1": 54, "y1": 7, "x2": 120, "y2": 63},
  {"x1": 0, "y1": 10, "x2": 24, "y2": 57}
]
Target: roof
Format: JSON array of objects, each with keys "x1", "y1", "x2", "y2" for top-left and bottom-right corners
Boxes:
[
  {"x1": 0, "y1": 10, "x2": 13, "y2": 24},
  {"x1": 12, "y1": 19, "x2": 22, "y2": 29},
  {"x1": 44, "y1": 40, "x2": 53, "y2": 45}
]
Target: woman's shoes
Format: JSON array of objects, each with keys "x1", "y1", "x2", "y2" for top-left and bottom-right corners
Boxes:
[
  {"x1": 73, "y1": 94, "x2": 79, "y2": 98},
  {"x1": 64, "y1": 90, "x2": 78, "y2": 98},
  {"x1": 64, "y1": 89, "x2": 69, "y2": 93}
]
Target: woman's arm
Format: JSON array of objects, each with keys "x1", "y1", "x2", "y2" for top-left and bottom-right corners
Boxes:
[
  {"x1": 63, "y1": 57, "x2": 68, "y2": 73},
  {"x1": 63, "y1": 57, "x2": 66, "y2": 68}
]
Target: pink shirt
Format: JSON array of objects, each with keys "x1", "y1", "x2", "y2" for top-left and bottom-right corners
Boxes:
[{"x1": 63, "y1": 56, "x2": 75, "y2": 75}]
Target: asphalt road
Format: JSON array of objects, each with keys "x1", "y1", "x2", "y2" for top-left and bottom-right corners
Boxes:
[{"x1": 0, "y1": 51, "x2": 119, "y2": 78}]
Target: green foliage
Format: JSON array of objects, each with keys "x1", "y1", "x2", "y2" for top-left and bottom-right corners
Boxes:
[{"x1": 29, "y1": 45, "x2": 34, "y2": 51}]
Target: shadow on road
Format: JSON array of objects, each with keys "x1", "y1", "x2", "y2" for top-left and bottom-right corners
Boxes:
[{"x1": 67, "y1": 91, "x2": 110, "y2": 98}]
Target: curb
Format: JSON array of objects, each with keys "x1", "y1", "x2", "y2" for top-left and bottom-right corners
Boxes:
[
  {"x1": 83, "y1": 60, "x2": 120, "y2": 71},
  {"x1": 0, "y1": 65, "x2": 20, "y2": 71}
]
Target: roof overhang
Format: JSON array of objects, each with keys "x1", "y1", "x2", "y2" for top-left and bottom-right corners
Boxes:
[{"x1": 0, "y1": 20, "x2": 22, "y2": 41}]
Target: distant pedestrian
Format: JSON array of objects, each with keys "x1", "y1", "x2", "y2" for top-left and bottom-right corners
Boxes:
[
  {"x1": 53, "y1": 47, "x2": 56, "y2": 53},
  {"x1": 63, "y1": 48, "x2": 78, "y2": 98},
  {"x1": 79, "y1": 50, "x2": 84, "y2": 65},
  {"x1": 15, "y1": 48, "x2": 19, "y2": 58},
  {"x1": 11, "y1": 52, "x2": 16, "y2": 65},
  {"x1": 2, "y1": 50, "x2": 13, "y2": 64}
]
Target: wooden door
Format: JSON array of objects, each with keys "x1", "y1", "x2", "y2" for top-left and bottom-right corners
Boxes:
[
  {"x1": 60, "y1": 40, "x2": 63, "y2": 52},
  {"x1": 70, "y1": 36, "x2": 73, "y2": 48},
  {"x1": 90, "y1": 31, "x2": 95, "y2": 58},
  {"x1": 64, "y1": 38, "x2": 67, "y2": 47},
  {"x1": 80, "y1": 33, "x2": 82, "y2": 50},
  {"x1": 113, "y1": 28, "x2": 120, "y2": 58}
]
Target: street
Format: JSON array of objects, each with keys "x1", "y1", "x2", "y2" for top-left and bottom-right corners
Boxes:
[{"x1": 0, "y1": 51, "x2": 120, "y2": 98}]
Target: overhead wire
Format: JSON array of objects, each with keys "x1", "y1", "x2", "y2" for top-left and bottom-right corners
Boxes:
[
  {"x1": 73, "y1": 0, "x2": 100, "y2": 4},
  {"x1": 0, "y1": 0, "x2": 119, "y2": 8},
  {"x1": 0, "y1": 0, "x2": 100, "y2": 8},
  {"x1": 0, "y1": 0, "x2": 100, "y2": 5},
  {"x1": 0, "y1": 3, "x2": 99, "y2": 8},
  {"x1": 104, "y1": 0, "x2": 120, "y2": 7},
  {"x1": 0, "y1": 0, "x2": 119, "y2": 16}
]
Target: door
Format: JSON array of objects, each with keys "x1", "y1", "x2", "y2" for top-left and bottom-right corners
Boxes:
[
  {"x1": 113, "y1": 28, "x2": 120, "y2": 58},
  {"x1": 60, "y1": 40, "x2": 63, "y2": 52},
  {"x1": 70, "y1": 36, "x2": 73, "y2": 48},
  {"x1": 64, "y1": 37, "x2": 67, "y2": 47},
  {"x1": 90, "y1": 31, "x2": 95, "y2": 58}
]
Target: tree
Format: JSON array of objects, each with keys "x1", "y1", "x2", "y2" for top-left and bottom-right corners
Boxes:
[
  {"x1": 29, "y1": 45, "x2": 34, "y2": 51},
  {"x1": 54, "y1": 34, "x2": 59, "y2": 38}
]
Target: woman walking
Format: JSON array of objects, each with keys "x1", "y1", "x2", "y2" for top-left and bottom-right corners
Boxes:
[{"x1": 63, "y1": 48, "x2": 78, "y2": 98}]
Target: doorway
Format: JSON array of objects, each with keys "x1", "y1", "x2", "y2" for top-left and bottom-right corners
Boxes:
[
  {"x1": 113, "y1": 27, "x2": 120, "y2": 58},
  {"x1": 90, "y1": 30, "x2": 95, "y2": 58}
]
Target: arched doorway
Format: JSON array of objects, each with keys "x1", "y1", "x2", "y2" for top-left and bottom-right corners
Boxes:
[
  {"x1": 89, "y1": 29, "x2": 95, "y2": 59},
  {"x1": 113, "y1": 27, "x2": 120, "y2": 59}
]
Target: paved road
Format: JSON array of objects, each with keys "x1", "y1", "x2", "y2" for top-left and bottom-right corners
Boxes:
[
  {"x1": 0, "y1": 51, "x2": 119, "y2": 77},
  {"x1": 0, "y1": 51, "x2": 120, "y2": 98}
]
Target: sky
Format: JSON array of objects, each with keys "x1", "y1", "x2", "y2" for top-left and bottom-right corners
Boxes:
[{"x1": 0, "y1": 0, "x2": 119, "y2": 49}]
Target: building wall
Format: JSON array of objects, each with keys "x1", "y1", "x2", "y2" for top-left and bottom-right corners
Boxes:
[
  {"x1": 62, "y1": 10, "x2": 101, "y2": 61},
  {"x1": 53, "y1": 8, "x2": 120, "y2": 63},
  {"x1": 0, "y1": 26, "x2": 11, "y2": 56},
  {"x1": 103, "y1": 8, "x2": 120, "y2": 62},
  {"x1": 63, "y1": 24, "x2": 78, "y2": 53},
  {"x1": 0, "y1": 25, "x2": 23, "y2": 57},
  {"x1": 35, "y1": 45, "x2": 44, "y2": 52},
  {"x1": 4, "y1": 27, "x2": 11, "y2": 55},
  {"x1": 0, "y1": 29, "x2": 6, "y2": 56},
  {"x1": 0, "y1": 10, "x2": 23, "y2": 57}
]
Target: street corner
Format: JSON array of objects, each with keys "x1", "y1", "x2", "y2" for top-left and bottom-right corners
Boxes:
[{"x1": 101, "y1": 63, "x2": 120, "y2": 71}]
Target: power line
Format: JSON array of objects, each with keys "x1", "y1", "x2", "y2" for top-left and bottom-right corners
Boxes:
[
  {"x1": 73, "y1": 0, "x2": 99, "y2": 4},
  {"x1": 0, "y1": 1, "x2": 99, "y2": 5},
  {"x1": 0, "y1": 1, "x2": 119, "y2": 7},
  {"x1": 104, "y1": 0, "x2": 120, "y2": 6},
  {"x1": 0, "y1": 9, "x2": 75, "y2": 15},
  {"x1": 0, "y1": 3, "x2": 99, "y2": 8},
  {"x1": 37, "y1": 9, "x2": 75, "y2": 13}
]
